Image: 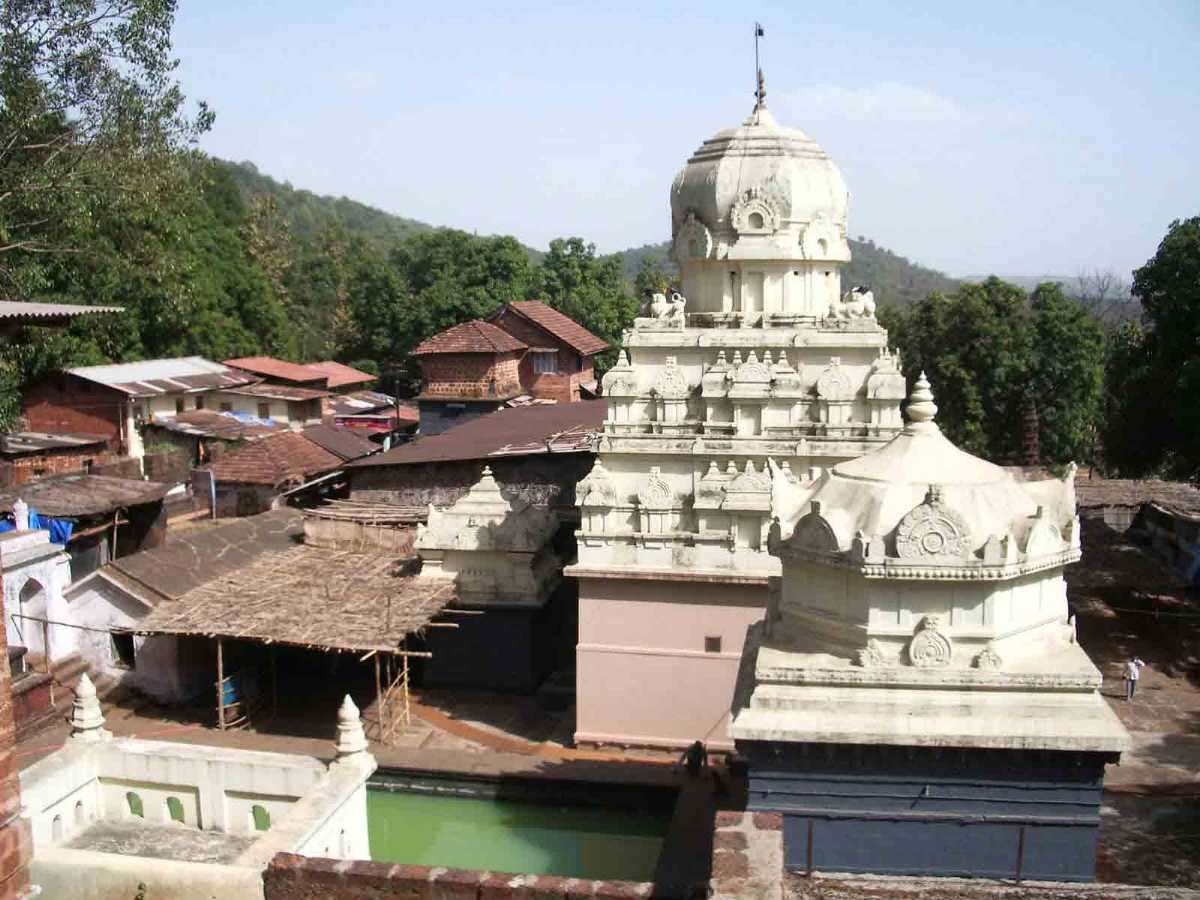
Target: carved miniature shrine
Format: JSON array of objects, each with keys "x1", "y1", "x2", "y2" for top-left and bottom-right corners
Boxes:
[
  {"x1": 730, "y1": 374, "x2": 1129, "y2": 881},
  {"x1": 568, "y1": 82, "x2": 908, "y2": 750}
]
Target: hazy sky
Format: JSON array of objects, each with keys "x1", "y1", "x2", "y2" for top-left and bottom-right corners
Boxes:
[{"x1": 174, "y1": 1, "x2": 1198, "y2": 278}]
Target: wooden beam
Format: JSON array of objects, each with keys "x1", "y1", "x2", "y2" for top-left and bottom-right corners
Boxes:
[{"x1": 216, "y1": 637, "x2": 226, "y2": 731}]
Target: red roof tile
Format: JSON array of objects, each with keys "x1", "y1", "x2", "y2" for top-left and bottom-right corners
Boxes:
[
  {"x1": 303, "y1": 361, "x2": 377, "y2": 388},
  {"x1": 412, "y1": 320, "x2": 527, "y2": 355},
  {"x1": 203, "y1": 431, "x2": 342, "y2": 486},
  {"x1": 225, "y1": 356, "x2": 330, "y2": 386},
  {"x1": 498, "y1": 301, "x2": 609, "y2": 356}
]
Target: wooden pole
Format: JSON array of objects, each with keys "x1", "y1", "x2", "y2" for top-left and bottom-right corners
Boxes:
[
  {"x1": 270, "y1": 644, "x2": 278, "y2": 719},
  {"x1": 374, "y1": 652, "x2": 383, "y2": 744},
  {"x1": 402, "y1": 652, "x2": 410, "y2": 729},
  {"x1": 806, "y1": 820, "x2": 814, "y2": 877},
  {"x1": 43, "y1": 617, "x2": 53, "y2": 707},
  {"x1": 216, "y1": 638, "x2": 226, "y2": 731}
]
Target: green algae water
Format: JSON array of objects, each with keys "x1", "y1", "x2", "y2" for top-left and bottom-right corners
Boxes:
[{"x1": 367, "y1": 789, "x2": 670, "y2": 881}]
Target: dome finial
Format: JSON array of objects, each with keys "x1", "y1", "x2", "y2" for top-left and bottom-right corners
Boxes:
[{"x1": 906, "y1": 371, "x2": 939, "y2": 430}]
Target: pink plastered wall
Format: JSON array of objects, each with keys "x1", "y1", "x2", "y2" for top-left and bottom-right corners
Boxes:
[{"x1": 575, "y1": 576, "x2": 767, "y2": 750}]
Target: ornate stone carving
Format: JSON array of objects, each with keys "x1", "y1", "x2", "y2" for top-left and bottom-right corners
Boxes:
[
  {"x1": 638, "y1": 466, "x2": 674, "y2": 510},
  {"x1": 701, "y1": 350, "x2": 731, "y2": 397},
  {"x1": 601, "y1": 350, "x2": 637, "y2": 396},
  {"x1": 866, "y1": 348, "x2": 906, "y2": 400},
  {"x1": 973, "y1": 643, "x2": 1003, "y2": 670},
  {"x1": 815, "y1": 357, "x2": 854, "y2": 401},
  {"x1": 732, "y1": 350, "x2": 772, "y2": 386},
  {"x1": 674, "y1": 211, "x2": 714, "y2": 262},
  {"x1": 653, "y1": 356, "x2": 690, "y2": 399},
  {"x1": 856, "y1": 639, "x2": 888, "y2": 668},
  {"x1": 895, "y1": 486, "x2": 971, "y2": 560},
  {"x1": 578, "y1": 460, "x2": 618, "y2": 507},
  {"x1": 832, "y1": 285, "x2": 876, "y2": 319},
  {"x1": 730, "y1": 186, "x2": 781, "y2": 234},
  {"x1": 641, "y1": 291, "x2": 687, "y2": 324},
  {"x1": 789, "y1": 501, "x2": 840, "y2": 553},
  {"x1": 907, "y1": 615, "x2": 952, "y2": 668},
  {"x1": 728, "y1": 459, "x2": 770, "y2": 494}
]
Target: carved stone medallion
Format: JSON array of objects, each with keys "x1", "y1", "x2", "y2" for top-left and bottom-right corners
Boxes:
[
  {"x1": 815, "y1": 357, "x2": 854, "y2": 401},
  {"x1": 907, "y1": 615, "x2": 952, "y2": 668},
  {"x1": 973, "y1": 642, "x2": 1003, "y2": 670},
  {"x1": 894, "y1": 486, "x2": 971, "y2": 560},
  {"x1": 674, "y1": 212, "x2": 713, "y2": 262},
  {"x1": 856, "y1": 639, "x2": 887, "y2": 668},
  {"x1": 638, "y1": 467, "x2": 674, "y2": 510}
]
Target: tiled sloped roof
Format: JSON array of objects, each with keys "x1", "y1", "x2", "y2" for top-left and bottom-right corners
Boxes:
[
  {"x1": 412, "y1": 320, "x2": 527, "y2": 355},
  {"x1": 500, "y1": 301, "x2": 609, "y2": 356},
  {"x1": 301, "y1": 424, "x2": 378, "y2": 461},
  {"x1": 225, "y1": 356, "x2": 329, "y2": 386},
  {"x1": 302, "y1": 361, "x2": 377, "y2": 388},
  {"x1": 347, "y1": 399, "x2": 604, "y2": 467},
  {"x1": 1075, "y1": 477, "x2": 1200, "y2": 516},
  {"x1": 145, "y1": 410, "x2": 281, "y2": 441},
  {"x1": 0, "y1": 432, "x2": 108, "y2": 454},
  {"x1": 203, "y1": 431, "x2": 342, "y2": 486},
  {"x1": 0, "y1": 475, "x2": 171, "y2": 517}
]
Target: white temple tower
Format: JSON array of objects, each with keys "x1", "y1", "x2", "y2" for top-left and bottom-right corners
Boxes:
[{"x1": 568, "y1": 81, "x2": 907, "y2": 750}]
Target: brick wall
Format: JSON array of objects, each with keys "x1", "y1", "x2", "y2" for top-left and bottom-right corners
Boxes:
[
  {"x1": 419, "y1": 353, "x2": 523, "y2": 400},
  {"x1": 0, "y1": 446, "x2": 110, "y2": 489},
  {"x1": 264, "y1": 853, "x2": 656, "y2": 899},
  {"x1": 489, "y1": 309, "x2": 599, "y2": 403},
  {"x1": 21, "y1": 374, "x2": 127, "y2": 453},
  {"x1": 0, "y1": 599, "x2": 32, "y2": 899}
]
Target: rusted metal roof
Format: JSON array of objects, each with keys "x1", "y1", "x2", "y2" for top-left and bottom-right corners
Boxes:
[
  {"x1": 494, "y1": 301, "x2": 609, "y2": 356},
  {"x1": 69, "y1": 357, "x2": 257, "y2": 398},
  {"x1": 348, "y1": 399, "x2": 604, "y2": 468},
  {"x1": 201, "y1": 431, "x2": 342, "y2": 486},
  {"x1": 224, "y1": 383, "x2": 330, "y2": 402},
  {"x1": 301, "y1": 424, "x2": 379, "y2": 462},
  {"x1": 0, "y1": 475, "x2": 171, "y2": 517},
  {"x1": 0, "y1": 301, "x2": 124, "y2": 326},
  {"x1": 144, "y1": 410, "x2": 282, "y2": 442},
  {"x1": 413, "y1": 320, "x2": 527, "y2": 355},
  {"x1": 302, "y1": 361, "x2": 377, "y2": 388},
  {"x1": 225, "y1": 356, "x2": 329, "y2": 386},
  {"x1": 0, "y1": 432, "x2": 107, "y2": 455}
]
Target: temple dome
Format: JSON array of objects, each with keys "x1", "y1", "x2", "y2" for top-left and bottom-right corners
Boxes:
[
  {"x1": 775, "y1": 374, "x2": 1073, "y2": 556},
  {"x1": 670, "y1": 93, "x2": 850, "y2": 259}
]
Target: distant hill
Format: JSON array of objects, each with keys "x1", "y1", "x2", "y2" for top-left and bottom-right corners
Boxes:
[
  {"x1": 219, "y1": 158, "x2": 958, "y2": 307},
  {"x1": 219, "y1": 160, "x2": 434, "y2": 245},
  {"x1": 615, "y1": 238, "x2": 959, "y2": 309}
]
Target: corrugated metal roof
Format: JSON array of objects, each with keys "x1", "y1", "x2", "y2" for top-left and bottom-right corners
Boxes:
[
  {"x1": 144, "y1": 410, "x2": 282, "y2": 441},
  {"x1": 69, "y1": 358, "x2": 256, "y2": 397},
  {"x1": 328, "y1": 390, "x2": 399, "y2": 416},
  {"x1": 348, "y1": 399, "x2": 604, "y2": 468},
  {"x1": 225, "y1": 356, "x2": 329, "y2": 385},
  {"x1": 0, "y1": 301, "x2": 124, "y2": 323},
  {"x1": 224, "y1": 383, "x2": 330, "y2": 402},
  {"x1": 0, "y1": 432, "x2": 108, "y2": 454},
  {"x1": 302, "y1": 423, "x2": 379, "y2": 461},
  {"x1": 303, "y1": 361, "x2": 377, "y2": 388}
]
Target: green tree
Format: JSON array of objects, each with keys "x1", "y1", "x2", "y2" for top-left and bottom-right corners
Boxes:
[
  {"x1": 0, "y1": 0, "x2": 212, "y2": 292},
  {"x1": 535, "y1": 237, "x2": 638, "y2": 372},
  {"x1": 1102, "y1": 217, "x2": 1200, "y2": 482}
]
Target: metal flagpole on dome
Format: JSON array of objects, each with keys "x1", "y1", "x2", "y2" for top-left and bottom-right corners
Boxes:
[{"x1": 754, "y1": 23, "x2": 765, "y2": 103}]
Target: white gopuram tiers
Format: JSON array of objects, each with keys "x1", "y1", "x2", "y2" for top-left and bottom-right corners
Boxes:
[
  {"x1": 728, "y1": 374, "x2": 1130, "y2": 881},
  {"x1": 569, "y1": 84, "x2": 908, "y2": 750}
]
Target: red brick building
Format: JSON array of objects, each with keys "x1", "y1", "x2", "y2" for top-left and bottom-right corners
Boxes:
[
  {"x1": 0, "y1": 433, "x2": 110, "y2": 489},
  {"x1": 489, "y1": 301, "x2": 608, "y2": 403},
  {"x1": 411, "y1": 320, "x2": 528, "y2": 436}
]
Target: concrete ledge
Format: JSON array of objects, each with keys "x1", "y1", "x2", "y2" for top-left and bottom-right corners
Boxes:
[{"x1": 264, "y1": 853, "x2": 659, "y2": 899}]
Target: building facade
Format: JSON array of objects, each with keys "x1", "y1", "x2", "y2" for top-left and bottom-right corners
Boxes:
[
  {"x1": 568, "y1": 86, "x2": 906, "y2": 750},
  {"x1": 489, "y1": 301, "x2": 608, "y2": 403}
]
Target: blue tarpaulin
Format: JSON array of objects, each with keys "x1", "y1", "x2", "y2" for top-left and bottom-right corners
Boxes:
[{"x1": 0, "y1": 506, "x2": 74, "y2": 543}]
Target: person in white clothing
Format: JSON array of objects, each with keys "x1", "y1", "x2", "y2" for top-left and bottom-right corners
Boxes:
[{"x1": 1124, "y1": 657, "x2": 1146, "y2": 701}]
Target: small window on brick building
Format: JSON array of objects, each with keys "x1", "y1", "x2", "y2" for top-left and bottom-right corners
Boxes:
[
  {"x1": 194, "y1": 396, "x2": 205, "y2": 410},
  {"x1": 704, "y1": 636, "x2": 722, "y2": 653},
  {"x1": 219, "y1": 402, "x2": 233, "y2": 413},
  {"x1": 175, "y1": 398, "x2": 185, "y2": 414},
  {"x1": 82, "y1": 459, "x2": 93, "y2": 474},
  {"x1": 32, "y1": 467, "x2": 47, "y2": 479},
  {"x1": 257, "y1": 403, "x2": 271, "y2": 419},
  {"x1": 532, "y1": 351, "x2": 558, "y2": 375},
  {"x1": 111, "y1": 632, "x2": 136, "y2": 669}
]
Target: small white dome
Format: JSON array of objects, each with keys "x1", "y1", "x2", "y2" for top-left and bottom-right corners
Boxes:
[{"x1": 670, "y1": 92, "x2": 850, "y2": 262}]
